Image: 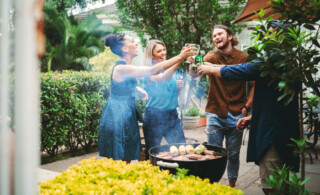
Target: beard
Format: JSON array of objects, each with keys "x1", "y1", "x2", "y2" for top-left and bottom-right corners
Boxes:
[{"x1": 215, "y1": 39, "x2": 230, "y2": 50}]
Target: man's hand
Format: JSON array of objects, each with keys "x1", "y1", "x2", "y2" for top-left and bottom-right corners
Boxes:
[
  {"x1": 237, "y1": 115, "x2": 252, "y2": 130},
  {"x1": 197, "y1": 64, "x2": 213, "y2": 77},
  {"x1": 198, "y1": 62, "x2": 223, "y2": 78}
]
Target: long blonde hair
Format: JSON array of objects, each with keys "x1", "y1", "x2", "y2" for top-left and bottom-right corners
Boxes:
[{"x1": 144, "y1": 40, "x2": 166, "y2": 66}]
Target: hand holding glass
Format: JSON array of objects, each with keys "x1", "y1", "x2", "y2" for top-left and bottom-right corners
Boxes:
[{"x1": 185, "y1": 43, "x2": 200, "y2": 72}]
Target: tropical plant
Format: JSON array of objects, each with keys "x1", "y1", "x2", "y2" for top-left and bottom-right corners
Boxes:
[
  {"x1": 42, "y1": 4, "x2": 112, "y2": 72},
  {"x1": 265, "y1": 165, "x2": 310, "y2": 195},
  {"x1": 265, "y1": 138, "x2": 311, "y2": 195},
  {"x1": 248, "y1": 1, "x2": 320, "y2": 193},
  {"x1": 248, "y1": 1, "x2": 320, "y2": 105},
  {"x1": 116, "y1": 0, "x2": 247, "y2": 58}
]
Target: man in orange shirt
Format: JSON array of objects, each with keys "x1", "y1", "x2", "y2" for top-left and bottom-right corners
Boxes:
[{"x1": 190, "y1": 25, "x2": 254, "y2": 187}]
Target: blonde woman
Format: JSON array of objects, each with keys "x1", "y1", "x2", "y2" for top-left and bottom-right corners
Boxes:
[
  {"x1": 99, "y1": 34, "x2": 194, "y2": 162},
  {"x1": 142, "y1": 40, "x2": 186, "y2": 160}
]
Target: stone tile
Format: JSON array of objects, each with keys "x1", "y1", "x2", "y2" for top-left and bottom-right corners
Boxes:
[
  {"x1": 305, "y1": 173, "x2": 320, "y2": 194},
  {"x1": 38, "y1": 169, "x2": 60, "y2": 182}
]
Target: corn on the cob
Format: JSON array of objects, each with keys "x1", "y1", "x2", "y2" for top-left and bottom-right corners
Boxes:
[
  {"x1": 195, "y1": 144, "x2": 207, "y2": 154},
  {"x1": 170, "y1": 146, "x2": 179, "y2": 156},
  {"x1": 178, "y1": 145, "x2": 186, "y2": 155},
  {"x1": 186, "y1": 144, "x2": 195, "y2": 154}
]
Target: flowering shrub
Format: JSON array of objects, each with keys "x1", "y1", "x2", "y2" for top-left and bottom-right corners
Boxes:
[{"x1": 39, "y1": 158, "x2": 243, "y2": 194}]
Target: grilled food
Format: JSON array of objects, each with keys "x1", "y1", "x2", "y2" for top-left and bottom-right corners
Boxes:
[
  {"x1": 204, "y1": 150, "x2": 215, "y2": 156},
  {"x1": 157, "y1": 152, "x2": 173, "y2": 159},
  {"x1": 186, "y1": 153, "x2": 204, "y2": 160},
  {"x1": 185, "y1": 145, "x2": 195, "y2": 154},
  {"x1": 178, "y1": 145, "x2": 186, "y2": 155},
  {"x1": 170, "y1": 146, "x2": 179, "y2": 156},
  {"x1": 195, "y1": 144, "x2": 207, "y2": 154}
]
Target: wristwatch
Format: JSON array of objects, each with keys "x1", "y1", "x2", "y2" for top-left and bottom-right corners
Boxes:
[{"x1": 240, "y1": 105, "x2": 251, "y2": 113}]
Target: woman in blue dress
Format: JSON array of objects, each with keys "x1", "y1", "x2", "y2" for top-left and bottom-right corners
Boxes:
[
  {"x1": 98, "y1": 34, "x2": 194, "y2": 162},
  {"x1": 142, "y1": 40, "x2": 186, "y2": 160}
]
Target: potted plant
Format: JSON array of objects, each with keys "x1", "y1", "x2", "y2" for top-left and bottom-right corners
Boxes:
[
  {"x1": 198, "y1": 113, "x2": 207, "y2": 127},
  {"x1": 182, "y1": 107, "x2": 200, "y2": 130}
]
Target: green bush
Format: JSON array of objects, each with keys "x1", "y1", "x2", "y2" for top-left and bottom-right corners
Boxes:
[{"x1": 41, "y1": 71, "x2": 109, "y2": 156}]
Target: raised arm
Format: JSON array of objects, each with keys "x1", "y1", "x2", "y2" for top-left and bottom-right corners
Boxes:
[
  {"x1": 113, "y1": 47, "x2": 194, "y2": 82},
  {"x1": 197, "y1": 62, "x2": 224, "y2": 78},
  {"x1": 148, "y1": 62, "x2": 180, "y2": 82}
]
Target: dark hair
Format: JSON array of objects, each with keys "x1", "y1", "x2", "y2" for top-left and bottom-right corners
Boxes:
[
  {"x1": 270, "y1": 20, "x2": 293, "y2": 33},
  {"x1": 213, "y1": 25, "x2": 239, "y2": 46},
  {"x1": 104, "y1": 34, "x2": 125, "y2": 57}
]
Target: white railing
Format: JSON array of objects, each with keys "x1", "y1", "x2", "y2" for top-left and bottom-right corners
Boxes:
[{"x1": 1, "y1": 0, "x2": 40, "y2": 194}]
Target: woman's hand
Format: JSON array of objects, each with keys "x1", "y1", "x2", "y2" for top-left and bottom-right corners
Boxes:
[
  {"x1": 236, "y1": 115, "x2": 252, "y2": 130},
  {"x1": 135, "y1": 87, "x2": 148, "y2": 101},
  {"x1": 179, "y1": 45, "x2": 197, "y2": 60}
]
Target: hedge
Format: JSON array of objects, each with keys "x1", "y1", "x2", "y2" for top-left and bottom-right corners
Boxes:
[
  {"x1": 41, "y1": 71, "x2": 109, "y2": 156},
  {"x1": 39, "y1": 158, "x2": 244, "y2": 194}
]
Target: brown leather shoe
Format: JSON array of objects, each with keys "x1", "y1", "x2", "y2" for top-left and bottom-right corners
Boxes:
[{"x1": 229, "y1": 181, "x2": 236, "y2": 187}]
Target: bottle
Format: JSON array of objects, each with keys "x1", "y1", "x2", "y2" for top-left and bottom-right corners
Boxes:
[
  {"x1": 194, "y1": 53, "x2": 204, "y2": 66},
  {"x1": 194, "y1": 54, "x2": 206, "y2": 82}
]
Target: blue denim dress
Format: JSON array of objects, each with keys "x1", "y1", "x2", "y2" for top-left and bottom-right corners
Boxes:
[{"x1": 98, "y1": 61, "x2": 142, "y2": 160}]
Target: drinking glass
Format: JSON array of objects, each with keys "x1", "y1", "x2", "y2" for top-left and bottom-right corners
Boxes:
[
  {"x1": 184, "y1": 43, "x2": 200, "y2": 56},
  {"x1": 185, "y1": 43, "x2": 200, "y2": 72}
]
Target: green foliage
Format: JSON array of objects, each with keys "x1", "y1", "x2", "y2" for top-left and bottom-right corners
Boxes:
[
  {"x1": 266, "y1": 138, "x2": 311, "y2": 194},
  {"x1": 89, "y1": 47, "x2": 120, "y2": 73},
  {"x1": 199, "y1": 113, "x2": 206, "y2": 118},
  {"x1": 248, "y1": 0, "x2": 320, "y2": 105},
  {"x1": 41, "y1": 71, "x2": 109, "y2": 156},
  {"x1": 39, "y1": 158, "x2": 243, "y2": 194},
  {"x1": 173, "y1": 168, "x2": 189, "y2": 179},
  {"x1": 265, "y1": 165, "x2": 310, "y2": 195},
  {"x1": 183, "y1": 107, "x2": 200, "y2": 116},
  {"x1": 116, "y1": 0, "x2": 246, "y2": 58},
  {"x1": 45, "y1": 0, "x2": 104, "y2": 13},
  {"x1": 42, "y1": 4, "x2": 112, "y2": 72},
  {"x1": 306, "y1": 95, "x2": 319, "y2": 108}
]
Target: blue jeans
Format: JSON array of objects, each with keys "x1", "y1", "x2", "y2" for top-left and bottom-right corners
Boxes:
[
  {"x1": 206, "y1": 111, "x2": 243, "y2": 182},
  {"x1": 143, "y1": 108, "x2": 186, "y2": 159}
]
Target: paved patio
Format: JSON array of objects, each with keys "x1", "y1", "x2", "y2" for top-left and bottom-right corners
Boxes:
[{"x1": 39, "y1": 126, "x2": 320, "y2": 194}]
